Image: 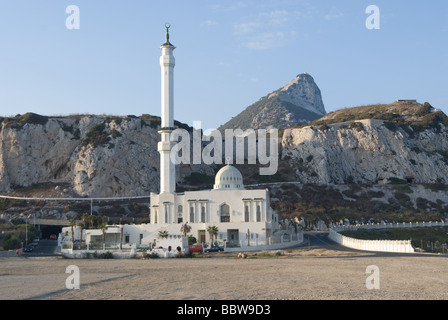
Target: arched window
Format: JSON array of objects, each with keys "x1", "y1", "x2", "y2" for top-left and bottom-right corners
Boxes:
[
  {"x1": 244, "y1": 204, "x2": 249, "y2": 222},
  {"x1": 165, "y1": 205, "x2": 169, "y2": 223},
  {"x1": 177, "y1": 205, "x2": 183, "y2": 223},
  {"x1": 220, "y1": 203, "x2": 230, "y2": 223},
  {"x1": 189, "y1": 205, "x2": 194, "y2": 223},
  {"x1": 201, "y1": 205, "x2": 206, "y2": 223}
]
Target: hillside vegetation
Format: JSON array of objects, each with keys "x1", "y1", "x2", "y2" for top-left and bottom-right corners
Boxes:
[{"x1": 301, "y1": 101, "x2": 448, "y2": 133}]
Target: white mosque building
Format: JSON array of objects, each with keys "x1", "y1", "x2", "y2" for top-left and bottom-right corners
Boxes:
[{"x1": 60, "y1": 25, "x2": 301, "y2": 255}]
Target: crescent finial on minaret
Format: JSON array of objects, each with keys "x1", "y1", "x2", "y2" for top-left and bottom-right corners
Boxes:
[{"x1": 163, "y1": 23, "x2": 173, "y2": 46}]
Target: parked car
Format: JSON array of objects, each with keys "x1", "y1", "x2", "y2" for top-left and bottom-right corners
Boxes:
[
  {"x1": 23, "y1": 245, "x2": 33, "y2": 252},
  {"x1": 204, "y1": 246, "x2": 224, "y2": 253}
]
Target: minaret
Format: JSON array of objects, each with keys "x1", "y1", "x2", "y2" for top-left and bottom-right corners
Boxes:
[{"x1": 158, "y1": 23, "x2": 176, "y2": 194}]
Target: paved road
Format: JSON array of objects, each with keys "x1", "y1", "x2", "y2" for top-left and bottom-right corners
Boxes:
[
  {"x1": 301, "y1": 232, "x2": 340, "y2": 249},
  {"x1": 295, "y1": 231, "x2": 447, "y2": 258},
  {"x1": 278, "y1": 231, "x2": 359, "y2": 253},
  {"x1": 0, "y1": 239, "x2": 61, "y2": 257}
]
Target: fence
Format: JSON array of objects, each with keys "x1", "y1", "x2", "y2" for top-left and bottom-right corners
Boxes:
[
  {"x1": 329, "y1": 220, "x2": 448, "y2": 253},
  {"x1": 331, "y1": 220, "x2": 448, "y2": 233},
  {"x1": 223, "y1": 231, "x2": 304, "y2": 252},
  {"x1": 328, "y1": 229, "x2": 414, "y2": 253}
]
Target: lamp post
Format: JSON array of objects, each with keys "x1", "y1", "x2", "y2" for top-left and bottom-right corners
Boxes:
[{"x1": 25, "y1": 216, "x2": 28, "y2": 247}]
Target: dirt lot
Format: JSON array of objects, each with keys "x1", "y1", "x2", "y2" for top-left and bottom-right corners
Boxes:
[{"x1": 1, "y1": 248, "x2": 447, "y2": 301}]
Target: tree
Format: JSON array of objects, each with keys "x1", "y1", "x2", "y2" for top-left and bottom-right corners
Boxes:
[
  {"x1": 99, "y1": 223, "x2": 107, "y2": 249},
  {"x1": 207, "y1": 225, "x2": 219, "y2": 243},
  {"x1": 78, "y1": 219, "x2": 85, "y2": 243},
  {"x1": 180, "y1": 223, "x2": 191, "y2": 237},
  {"x1": 68, "y1": 218, "x2": 76, "y2": 244},
  {"x1": 158, "y1": 230, "x2": 169, "y2": 239},
  {"x1": 81, "y1": 213, "x2": 90, "y2": 229},
  {"x1": 87, "y1": 214, "x2": 95, "y2": 229}
]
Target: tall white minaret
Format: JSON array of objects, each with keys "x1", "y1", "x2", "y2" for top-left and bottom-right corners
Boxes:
[{"x1": 158, "y1": 23, "x2": 176, "y2": 194}]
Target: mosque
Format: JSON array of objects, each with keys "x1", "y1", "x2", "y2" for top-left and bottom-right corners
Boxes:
[{"x1": 60, "y1": 25, "x2": 301, "y2": 254}]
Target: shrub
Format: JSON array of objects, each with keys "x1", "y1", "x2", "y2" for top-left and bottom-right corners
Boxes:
[
  {"x1": 349, "y1": 122, "x2": 364, "y2": 132},
  {"x1": 388, "y1": 177, "x2": 407, "y2": 185},
  {"x1": 82, "y1": 122, "x2": 110, "y2": 147},
  {"x1": 148, "y1": 252, "x2": 160, "y2": 259},
  {"x1": 4, "y1": 113, "x2": 49, "y2": 129}
]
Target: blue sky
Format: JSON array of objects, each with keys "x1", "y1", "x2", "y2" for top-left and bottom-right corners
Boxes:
[{"x1": 0, "y1": 1, "x2": 447, "y2": 130}]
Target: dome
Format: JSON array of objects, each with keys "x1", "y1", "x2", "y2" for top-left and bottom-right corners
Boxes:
[{"x1": 213, "y1": 165, "x2": 244, "y2": 190}]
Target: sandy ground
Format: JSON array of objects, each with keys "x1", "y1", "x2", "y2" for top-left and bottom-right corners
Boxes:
[{"x1": 0, "y1": 249, "x2": 447, "y2": 301}]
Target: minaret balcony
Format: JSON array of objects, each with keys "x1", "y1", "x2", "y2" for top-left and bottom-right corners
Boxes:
[{"x1": 158, "y1": 141, "x2": 173, "y2": 152}]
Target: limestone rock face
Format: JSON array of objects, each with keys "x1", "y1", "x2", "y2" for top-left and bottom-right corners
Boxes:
[
  {"x1": 282, "y1": 118, "x2": 448, "y2": 184},
  {"x1": 219, "y1": 73, "x2": 326, "y2": 131},
  {"x1": 268, "y1": 73, "x2": 326, "y2": 117},
  {"x1": 0, "y1": 114, "x2": 213, "y2": 197},
  {"x1": 71, "y1": 117, "x2": 161, "y2": 197}
]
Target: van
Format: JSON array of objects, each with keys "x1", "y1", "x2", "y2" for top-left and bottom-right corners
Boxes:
[{"x1": 188, "y1": 244, "x2": 203, "y2": 252}]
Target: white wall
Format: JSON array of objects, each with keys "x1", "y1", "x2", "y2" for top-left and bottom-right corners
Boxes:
[
  {"x1": 328, "y1": 221, "x2": 448, "y2": 253},
  {"x1": 328, "y1": 229, "x2": 414, "y2": 253}
]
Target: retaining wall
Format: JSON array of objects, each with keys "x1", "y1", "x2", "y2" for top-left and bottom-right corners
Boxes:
[{"x1": 328, "y1": 220, "x2": 448, "y2": 253}]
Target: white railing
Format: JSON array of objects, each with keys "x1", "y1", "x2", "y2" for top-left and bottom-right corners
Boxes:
[
  {"x1": 328, "y1": 229, "x2": 414, "y2": 253},
  {"x1": 329, "y1": 220, "x2": 448, "y2": 253},
  {"x1": 331, "y1": 220, "x2": 448, "y2": 232}
]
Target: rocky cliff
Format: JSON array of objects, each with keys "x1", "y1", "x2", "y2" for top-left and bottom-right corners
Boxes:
[
  {"x1": 0, "y1": 113, "x2": 213, "y2": 197},
  {"x1": 281, "y1": 101, "x2": 448, "y2": 184},
  {"x1": 219, "y1": 73, "x2": 326, "y2": 131}
]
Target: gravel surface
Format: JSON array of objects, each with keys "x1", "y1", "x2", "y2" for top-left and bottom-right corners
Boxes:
[{"x1": 1, "y1": 249, "x2": 447, "y2": 300}]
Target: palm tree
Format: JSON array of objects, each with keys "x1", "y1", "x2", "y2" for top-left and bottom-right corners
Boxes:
[
  {"x1": 77, "y1": 219, "x2": 85, "y2": 243},
  {"x1": 180, "y1": 223, "x2": 191, "y2": 237},
  {"x1": 207, "y1": 225, "x2": 219, "y2": 244},
  {"x1": 158, "y1": 230, "x2": 169, "y2": 239},
  {"x1": 99, "y1": 223, "x2": 107, "y2": 250},
  {"x1": 87, "y1": 214, "x2": 95, "y2": 229},
  {"x1": 68, "y1": 218, "x2": 76, "y2": 244},
  {"x1": 81, "y1": 213, "x2": 90, "y2": 229}
]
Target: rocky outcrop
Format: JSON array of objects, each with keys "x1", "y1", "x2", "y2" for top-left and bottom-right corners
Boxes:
[
  {"x1": 268, "y1": 73, "x2": 326, "y2": 116},
  {"x1": 219, "y1": 73, "x2": 326, "y2": 131},
  {"x1": 0, "y1": 114, "x2": 213, "y2": 197},
  {"x1": 282, "y1": 109, "x2": 448, "y2": 184}
]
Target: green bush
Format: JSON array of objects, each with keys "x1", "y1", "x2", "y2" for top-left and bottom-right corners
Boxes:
[
  {"x1": 148, "y1": 252, "x2": 160, "y2": 259},
  {"x1": 82, "y1": 122, "x2": 110, "y2": 147},
  {"x1": 3, "y1": 113, "x2": 49, "y2": 129},
  {"x1": 349, "y1": 122, "x2": 364, "y2": 132},
  {"x1": 388, "y1": 177, "x2": 407, "y2": 185}
]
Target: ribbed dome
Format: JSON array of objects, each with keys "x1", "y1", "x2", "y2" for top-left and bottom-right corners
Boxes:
[{"x1": 213, "y1": 165, "x2": 244, "y2": 190}]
